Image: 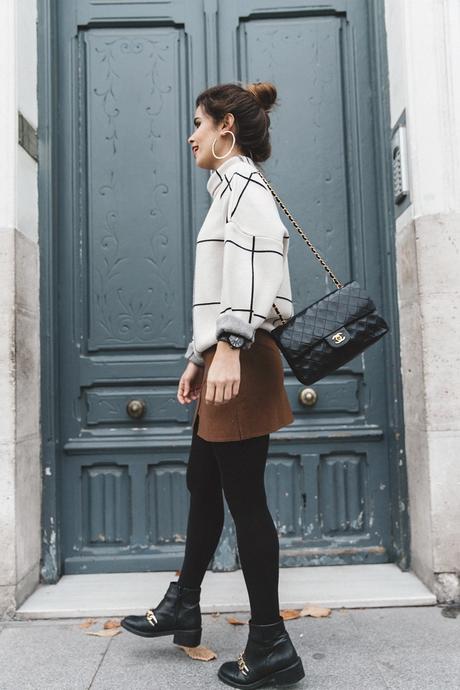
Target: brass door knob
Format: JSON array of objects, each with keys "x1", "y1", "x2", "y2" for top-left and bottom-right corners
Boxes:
[
  {"x1": 298, "y1": 387, "x2": 318, "y2": 407},
  {"x1": 127, "y1": 399, "x2": 146, "y2": 419}
]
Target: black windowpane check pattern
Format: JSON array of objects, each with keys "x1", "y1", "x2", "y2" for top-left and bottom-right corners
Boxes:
[
  {"x1": 215, "y1": 225, "x2": 286, "y2": 333},
  {"x1": 186, "y1": 155, "x2": 294, "y2": 361}
]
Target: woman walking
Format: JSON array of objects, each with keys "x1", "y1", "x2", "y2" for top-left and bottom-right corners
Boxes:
[{"x1": 121, "y1": 82, "x2": 305, "y2": 688}]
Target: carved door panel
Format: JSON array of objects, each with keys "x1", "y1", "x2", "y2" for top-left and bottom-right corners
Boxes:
[
  {"x1": 218, "y1": 0, "x2": 393, "y2": 566},
  {"x1": 57, "y1": 0, "x2": 211, "y2": 573}
]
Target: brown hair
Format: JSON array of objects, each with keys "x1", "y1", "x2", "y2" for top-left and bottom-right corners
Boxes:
[{"x1": 195, "y1": 81, "x2": 278, "y2": 163}]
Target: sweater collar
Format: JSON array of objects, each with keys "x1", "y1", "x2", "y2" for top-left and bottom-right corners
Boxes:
[{"x1": 207, "y1": 154, "x2": 257, "y2": 198}]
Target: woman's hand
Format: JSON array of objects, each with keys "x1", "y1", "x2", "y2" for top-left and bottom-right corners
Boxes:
[
  {"x1": 177, "y1": 361, "x2": 204, "y2": 404},
  {"x1": 205, "y1": 341, "x2": 241, "y2": 406}
]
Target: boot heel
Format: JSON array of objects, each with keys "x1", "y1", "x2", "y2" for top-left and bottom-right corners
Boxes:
[
  {"x1": 173, "y1": 627, "x2": 202, "y2": 647},
  {"x1": 273, "y1": 656, "x2": 305, "y2": 686}
]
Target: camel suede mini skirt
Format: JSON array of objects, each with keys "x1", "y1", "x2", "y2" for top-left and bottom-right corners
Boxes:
[{"x1": 192, "y1": 328, "x2": 294, "y2": 442}]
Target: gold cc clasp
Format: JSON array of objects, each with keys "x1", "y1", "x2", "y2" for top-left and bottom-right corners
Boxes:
[{"x1": 331, "y1": 331, "x2": 346, "y2": 344}]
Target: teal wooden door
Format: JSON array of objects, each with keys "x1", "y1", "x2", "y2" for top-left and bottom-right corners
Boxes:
[
  {"x1": 53, "y1": 0, "x2": 398, "y2": 574},
  {"x1": 217, "y1": 0, "x2": 394, "y2": 567}
]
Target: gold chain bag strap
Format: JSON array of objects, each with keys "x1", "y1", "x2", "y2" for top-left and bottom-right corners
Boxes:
[{"x1": 254, "y1": 167, "x2": 389, "y2": 386}]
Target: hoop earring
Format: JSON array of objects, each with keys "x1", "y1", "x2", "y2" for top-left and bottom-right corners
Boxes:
[{"x1": 211, "y1": 130, "x2": 236, "y2": 160}]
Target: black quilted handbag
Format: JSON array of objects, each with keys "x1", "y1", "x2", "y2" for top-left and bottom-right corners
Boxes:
[{"x1": 256, "y1": 169, "x2": 389, "y2": 386}]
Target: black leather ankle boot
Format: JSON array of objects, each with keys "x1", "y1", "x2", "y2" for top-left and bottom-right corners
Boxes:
[
  {"x1": 120, "y1": 580, "x2": 202, "y2": 647},
  {"x1": 217, "y1": 616, "x2": 305, "y2": 688}
]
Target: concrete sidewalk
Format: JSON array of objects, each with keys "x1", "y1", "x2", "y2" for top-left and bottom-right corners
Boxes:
[{"x1": 1, "y1": 604, "x2": 459, "y2": 689}]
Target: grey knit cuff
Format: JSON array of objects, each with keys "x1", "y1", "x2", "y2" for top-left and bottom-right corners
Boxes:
[{"x1": 184, "y1": 340, "x2": 205, "y2": 367}]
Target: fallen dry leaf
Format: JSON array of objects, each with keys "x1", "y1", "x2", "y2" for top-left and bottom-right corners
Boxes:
[
  {"x1": 79, "y1": 618, "x2": 96, "y2": 628},
  {"x1": 280, "y1": 609, "x2": 301, "y2": 621},
  {"x1": 86, "y1": 628, "x2": 122, "y2": 637},
  {"x1": 103, "y1": 619, "x2": 121, "y2": 629},
  {"x1": 211, "y1": 612, "x2": 220, "y2": 618},
  {"x1": 178, "y1": 645, "x2": 217, "y2": 661},
  {"x1": 299, "y1": 605, "x2": 331, "y2": 618},
  {"x1": 226, "y1": 615, "x2": 247, "y2": 625}
]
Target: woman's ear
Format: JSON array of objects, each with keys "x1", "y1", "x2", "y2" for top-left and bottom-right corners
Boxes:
[{"x1": 222, "y1": 112, "x2": 235, "y2": 130}]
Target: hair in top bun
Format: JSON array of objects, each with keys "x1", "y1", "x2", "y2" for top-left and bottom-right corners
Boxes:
[
  {"x1": 195, "y1": 81, "x2": 279, "y2": 163},
  {"x1": 244, "y1": 82, "x2": 278, "y2": 112}
]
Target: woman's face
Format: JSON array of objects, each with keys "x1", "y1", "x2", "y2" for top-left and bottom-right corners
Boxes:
[{"x1": 187, "y1": 105, "x2": 240, "y2": 170}]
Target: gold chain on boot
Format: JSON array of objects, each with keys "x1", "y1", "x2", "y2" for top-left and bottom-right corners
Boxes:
[
  {"x1": 237, "y1": 651, "x2": 250, "y2": 676},
  {"x1": 145, "y1": 609, "x2": 158, "y2": 627}
]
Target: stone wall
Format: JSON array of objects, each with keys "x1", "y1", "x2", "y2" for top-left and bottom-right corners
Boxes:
[
  {"x1": 385, "y1": 0, "x2": 460, "y2": 602},
  {"x1": 0, "y1": 0, "x2": 41, "y2": 618}
]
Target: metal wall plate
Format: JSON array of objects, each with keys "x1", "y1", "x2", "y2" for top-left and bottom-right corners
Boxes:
[
  {"x1": 18, "y1": 111, "x2": 38, "y2": 162},
  {"x1": 391, "y1": 110, "x2": 411, "y2": 216}
]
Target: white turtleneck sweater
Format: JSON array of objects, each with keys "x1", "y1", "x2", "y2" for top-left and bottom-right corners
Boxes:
[{"x1": 184, "y1": 154, "x2": 294, "y2": 366}]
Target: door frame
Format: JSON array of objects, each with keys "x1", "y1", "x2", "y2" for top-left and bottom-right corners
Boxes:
[{"x1": 37, "y1": 0, "x2": 409, "y2": 583}]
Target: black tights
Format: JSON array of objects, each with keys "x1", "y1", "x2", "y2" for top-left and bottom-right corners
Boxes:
[{"x1": 177, "y1": 417, "x2": 280, "y2": 625}]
